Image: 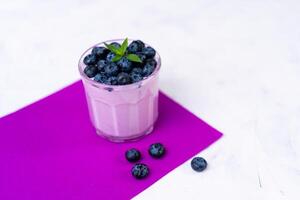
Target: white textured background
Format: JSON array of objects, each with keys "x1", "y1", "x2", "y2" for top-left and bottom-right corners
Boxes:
[{"x1": 1, "y1": 0, "x2": 300, "y2": 199}]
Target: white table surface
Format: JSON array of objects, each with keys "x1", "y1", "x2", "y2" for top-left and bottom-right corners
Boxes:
[{"x1": 1, "y1": 0, "x2": 299, "y2": 199}]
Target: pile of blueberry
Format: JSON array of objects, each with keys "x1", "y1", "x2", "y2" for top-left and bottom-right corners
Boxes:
[
  {"x1": 125, "y1": 143, "x2": 165, "y2": 179},
  {"x1": 83, "y1": 39, "x2": 157, "y2": 86},
  {"x1": 125, "y1": 143, "x2": 208, "y2": 179}
]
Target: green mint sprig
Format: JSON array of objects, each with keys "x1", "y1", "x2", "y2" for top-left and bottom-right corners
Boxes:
[{"x1": 104, "y1": 38, "x2": 142, "y2": 63}]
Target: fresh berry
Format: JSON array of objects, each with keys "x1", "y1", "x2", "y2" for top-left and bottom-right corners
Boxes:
[
  {"x1": 148, "y1": 143, "x2": 165, "y2": 158},
  {"x1": 142, "y1": 46, "x2": 156, "y2": 58},
  {"x1": 83, "y1": 54, "x2": 98, "y2": 65},
  {"x1": 135, "y1": 40, "x2": 145, "y2": 49},
  {"x1": 117, "y1": 57, "x2": 132, "y2": 72},
  {"x1": 131, "y1": 163, "x2": 149, "y2": 179},
  {"x1": 142, "y1": 63, "x2": 155, "y2": 77},
  {"x1": 127, "y1": 40, "x2": 145, "y2": 53},
  {"x1": 104, "y1": 63, "x2": 119, "y2": 76},
  {"x1": 106, "y1": 76, "x2": 118, "y2": 85},
  {"x1": 191, "y1": 157, "x2": 207, "y2": 172},
  {"x1": 106, "y1": 52, "x2": 116, "y2": 62},
  {"x1": 145, "y1": 58, "x2": 157, "y2": 67},
  {"x1": 84, "y1": 65, "x2": 98, "y2": 78},
  {"x1": 94, "y1": 73, "x2": 108, "y2": 83},
  {"x1": 110, "y1": 42, "x2": 121, "y2": 49},
  {"x1": 130, "y1": 73, "x2": 143, "y2": 83},
  {"x1": 117, "y1": 72, "x2": 131, "y2": 85},
  {"x1": 136, "y1": 52, "x2": 147, "y2": 63},
  {"x1": 96, "y1": 60, "x2": 108, "y2": 71},
  {"x1": 125, "y1": 148, "x2": 141, "y2": 162},
  {"x1": 131, "y1": 67, "x2": 143, "y2": 74},
  {"x1": 127, "y1": 42, "x2": 139, "y2": 53},
  {"x1": 92, "y1": 46, "x2": 109, "y2": 59}
]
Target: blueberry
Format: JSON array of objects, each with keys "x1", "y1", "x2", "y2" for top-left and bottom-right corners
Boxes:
[
  {"x1": 127, "y1": 40, "x2": 145, "y2": 53},
  {"x1": 106, "y1": 76, "x2": 118, "y2": 85},
  {"x1": 142, "y1": 46, "x2": 156, "y2": 58},
  {"x1": 148, "y1": 143, "x2": 165, "y2": 158},
  {"x1": 131, "y1": 163, "x2": 149, "y2": 179},
  {"x1": 106, "y1": 52, "x2": 116, "y2": 62},
  {"x1": 125, "y1": 148, "x2": 141, "y2": 162},
  {"x1": 94, "y1": 73, "x2": 108, "y2": 83},
  {"x1": 127, "y1": 42, "x2": 139, "y2": 53},
  {"x1": 117, "y1": 72, "x2": 131, "y2": 85},
  {"x1": 131, "y1": 67, "x2": 143, "y2": 74},
  {"x1": 130, "y1": 73, "x2": 143, "y2": 83},
  {"x1": 104, "y1": 63, "x2": 119, "y2": 76},
  {"x1": 96, "y1": 60, "x2": 108, "y2": 71},
  {"x1": 145, "y1": 58, "x2": 157, "y2": 67},
  {"x1": 110, "y1": 42, "x2": 121, "y2": 49},
  {"x1": 84, "y1": 65, "x2": 98, "y2": 78},
  {"x1": 117, "y1": 57, "x2": 132, "y2": 72},
  {"x1": 135, "y1": 40, "x2": 145, "y2": 49},
  {"x1": 142, "y1": 63, "x2": 155, "y2": 77},
  {"x1": 136, "y1": 52, "x2": 147, "y2": 63},
  {"x1": 191, "y1": 157, "x2": 207, "y2": 172},
  {"x1": 83, "y1": 54, "x2": 98, "y2": 65},
  {"x1": 92, "y1": 46, "x2": 109, "y2": 59}
]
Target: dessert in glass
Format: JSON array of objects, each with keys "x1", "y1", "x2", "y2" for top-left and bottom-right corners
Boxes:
[{"x1": 78, "y1": 39, "x2": 161, "y2": 142}]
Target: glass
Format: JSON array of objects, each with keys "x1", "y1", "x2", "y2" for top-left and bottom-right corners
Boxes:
[{"x1": 78, "y1": 39, "x2": 161, "y2": 142}]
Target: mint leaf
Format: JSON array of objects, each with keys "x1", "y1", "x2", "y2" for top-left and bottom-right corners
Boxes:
[
  {"x1": 111, "y1": 54, "x2": 122, "y2": 62},
  {"x1": 126, "y1": 54, "x2": 142, "y2": 63},
  {"x1": 104, "y1": 43, "x2": 122, "y2": 55},
  {"x1": 119, "y1": 38, "x2": 128, "y2": 55}
]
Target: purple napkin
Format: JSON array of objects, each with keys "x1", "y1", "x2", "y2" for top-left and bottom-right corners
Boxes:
[{"x1": 0, "y1": 81, "x2": 222, "y2": 200}]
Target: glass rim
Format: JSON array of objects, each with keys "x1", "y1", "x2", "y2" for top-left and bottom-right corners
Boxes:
[{"x1": 78, "y1": 38, "x2": 161, "y2": 91}]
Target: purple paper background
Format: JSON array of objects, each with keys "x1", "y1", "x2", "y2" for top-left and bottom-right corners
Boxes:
[{"x1": 0, "y1": 81, "x2": 222, "y2": 200}]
